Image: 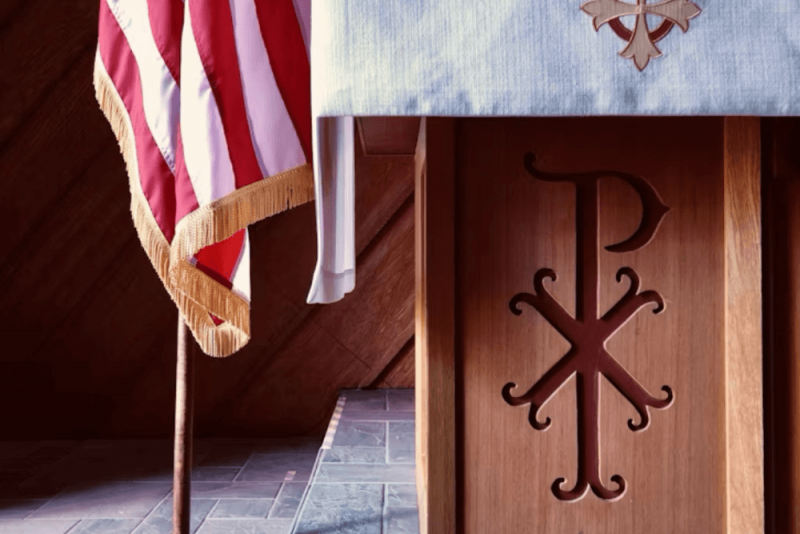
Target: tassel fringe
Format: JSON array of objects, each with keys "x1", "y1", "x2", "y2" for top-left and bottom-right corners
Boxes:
[{"x1": 93, "y1": 52, "x2": 314, "y2": 357}]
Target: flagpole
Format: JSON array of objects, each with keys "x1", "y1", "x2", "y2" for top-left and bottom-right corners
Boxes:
[{"x1": 173, "y1": 316, "x2": 194, "y2": 534}]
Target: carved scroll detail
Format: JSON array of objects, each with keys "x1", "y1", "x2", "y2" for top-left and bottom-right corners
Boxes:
[{"x1": 504, "y1": 153, "x2": 673, "y2": 502}]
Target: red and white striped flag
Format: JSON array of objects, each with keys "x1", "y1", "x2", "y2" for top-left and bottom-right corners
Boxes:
[{"x1": 94, "y1": 0, "x2": 314, "y2": 357}]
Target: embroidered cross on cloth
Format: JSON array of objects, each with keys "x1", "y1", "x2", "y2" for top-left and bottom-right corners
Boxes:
[{"x1": 581, "y1": 0, "x2": 702, "y2": 70}]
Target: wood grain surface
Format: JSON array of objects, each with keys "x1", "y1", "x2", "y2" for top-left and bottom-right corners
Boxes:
[
  {"x1": 446, "y1": 117, "x2": 762, "y2": 533},
  {"x1": 358, "y1": 117, "x2": 421, "y2": 155},
  {"x1": 724, "y1": 117, "x2": 764, "y2": 534},
  {"x1": 415, "y1": 118, "x2": 457, "y2": 534}
]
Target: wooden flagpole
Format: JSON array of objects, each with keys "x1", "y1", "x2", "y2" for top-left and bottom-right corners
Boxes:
[{"x1": 173, "y1": 317, "x2": 194, "y2": 534}]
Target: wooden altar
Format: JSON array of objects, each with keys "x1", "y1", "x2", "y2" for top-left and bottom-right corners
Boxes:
[{"x1": 410, "y1": 116, "x2": 769, "y2": 534}]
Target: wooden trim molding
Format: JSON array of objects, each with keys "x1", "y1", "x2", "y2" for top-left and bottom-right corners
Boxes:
[
  {"x1": 723, "y1": 117, "x2": 764, "y2": 534},
  {"x1": 415, "y1": 118, "x2": 457, "y2": 534},
  {"x1": 359, "y1": 117, "x2": 422, "y2": 155}
]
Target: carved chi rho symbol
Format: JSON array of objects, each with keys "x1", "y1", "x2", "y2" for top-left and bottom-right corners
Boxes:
[
  {"x1": 503, "y1": 153, "x2": 673, "y2": 502},
  {"x1": 580, "y1": 0, "x2": 702, "y2": 70}
]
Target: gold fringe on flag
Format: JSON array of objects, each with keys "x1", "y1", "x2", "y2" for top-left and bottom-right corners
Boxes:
[{"x1": 92, "y1": 50, "x2": 315, "y2": 357}]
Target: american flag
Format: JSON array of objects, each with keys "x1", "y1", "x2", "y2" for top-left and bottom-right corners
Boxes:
[{"x1": 94, "y1": 0, "x2": 314, "y2": 357}]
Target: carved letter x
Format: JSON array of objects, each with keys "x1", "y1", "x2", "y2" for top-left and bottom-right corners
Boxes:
[
  {"x1": 581, "y1": 0, "x2": 702, "y2": 70},
  {"x1": 503, "y1": 153, "x2": 673, "y2": 502}
]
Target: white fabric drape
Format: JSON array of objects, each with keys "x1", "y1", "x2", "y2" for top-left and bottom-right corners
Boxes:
[{"x1": 306, "y1": 116, "x2": 356, "y2": 304}]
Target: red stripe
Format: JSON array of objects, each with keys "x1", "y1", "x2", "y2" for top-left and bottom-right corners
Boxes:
[
  {"x1": 146, "y1": 0, "x2": 184, "y2": 85},
  {"x1": 195, "y1": 231, "x2": 245, "y2": 289},
  {"x1": 188, "y1": 0, "x2": 263, "y2": 189},
  {"x1": 98, "y1": 0, "x2": 176, "y2": 242},
  {"x1": 253, "y1": 0, "x2": 312, "y2": 162}
]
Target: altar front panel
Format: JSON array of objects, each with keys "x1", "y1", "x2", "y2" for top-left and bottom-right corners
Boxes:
[{"x1": 450, "y1": 118, "x2": 761, "y2": 533}]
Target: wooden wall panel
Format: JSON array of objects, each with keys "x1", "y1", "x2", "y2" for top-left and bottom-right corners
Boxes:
[
  {"x1": 0, "y1": 0, "x2": 98, "y2": 147},
  {"x1": 0, "y1": 1, "x2": 28, "y2": 26},
  {"x1": 372, "y1": 337, "x2": 415, "y2": 388},
  {"x1": 0, "y1": 3, "x2": 416, "y2": 438}
]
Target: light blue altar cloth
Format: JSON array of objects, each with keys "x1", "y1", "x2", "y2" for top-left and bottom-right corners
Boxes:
[
  {"x1": 306, "y1": 0, "x2": 800, "y2": 305},
  {"x1": 311, "y1": 0, "x2": 800, "y2": 117}
]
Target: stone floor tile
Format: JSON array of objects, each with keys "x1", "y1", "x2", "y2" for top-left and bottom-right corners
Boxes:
[
  {"x1": 383, "y1": 508, "x2": 420, "y2": 534},
  {"x1": 294, "y1": 483, "x2": 383, "y2": 534},
  {"x1": 28, "y1": 481, "x2": 171, "y2": 519},
  {"x1": 131, "y1": 497, "x2": 216, "y2": 534},
  {"x1": 0, "y1": 499, "x2": 47, "y2": 519},
  {"x1": 0, "y1": 482, "x2": 64, "y2": 500},
  {"x1": 322, "y1": 447, "x2": 386, "y2": 464},
  {"x1": 385, "y1": 485, "x2": 417, "y2": 509},
  {"x1": 208, "y1": 499, "x2": 272, "y2": 519},
  {"x1": 202, "y1": 437, "x2": 322, "y2": 455},
  {"x1": 196, "y1": 519, "x2": 293, "y2": 534},
  {"x1": 19, "y1": 444, "x2": 77, "y2": 466},
  {"x1": 332, "y1": 422, "x2": 386, "y2": 448},
  {"x1": 387, "y1": 423, "x2": 414, "y2": 464},
  {"x1": 190, "y1": 482, "x2": 282, "y2": 499},
  {"x1": 192, "y1": 440, "x2": 216, "y2": 461},
  {"x1": 0, "y1": 519, "x2": 78, "y2": 534},
  {"x1": 340, "y1": 412, "x2": 414, "y2": 422},
  {"x1": 0, "y1": 443, "x2": 77, "y2": 482},
  {"x1": 192, "y1": 468, "x2": 241, "y2": 482},
  {"x1": 0, "y1": 444, "x2": 74, "y2": 487},
  {"x1": 235, "y1": 453, "x2": 317, "y2": 483},
  {"x1": 267, "y1": 482, "x2": 306, "y2": 519},
  {"x1": 69, "y1": 518, "x2": 142, "y2": 534},
  {"x1": 341, "y1": 390, "x2": 386, "y2": 412},
  {"x1": 315, "y1": 464, "x2": 415, "y2": 484},
  {"x1": 22, "y1": 442, "x2": 174, "y2": 488},
  {"x1": 386, "y1": 390, "x2": 415, "y2": 412},
  {"x1": 196, "y1": 446, "x2": 255, "y2": 468},
  {"x1": 249, "y1": 438, "x2": 323, "y2": 455}
]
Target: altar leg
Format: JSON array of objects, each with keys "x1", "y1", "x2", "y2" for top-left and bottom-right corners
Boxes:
[{"x1": 415, "y1": 118, "x2": 457, "y2": 534}]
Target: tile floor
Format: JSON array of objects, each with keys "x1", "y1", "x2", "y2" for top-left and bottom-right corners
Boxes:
[
  {"x1": 293, "y1": 389, "x2": 419, "y2": 534},
  {"x1": 0, "y1": 389, "x2": 418, "y2": 534},
  {"x1": 0, "y1": 436, "x2": 320, "y2": 534}
]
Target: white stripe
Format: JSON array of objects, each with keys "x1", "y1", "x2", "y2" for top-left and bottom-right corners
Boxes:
[
  {"x1": 292, "y1": 0, "x2": 311, "y2": 58},
  {"x1": 105, "y1": 0, "x2": 180, "y2": 172},
  {"x1": 179, "y1": 0, "x2": 236, "y2": 208},
  {"x1": 228, "y1": 0, "x2": 306, "y2": 179},
  {"x1": 230, "y1": 229, "x2": 251, "y2": 301}
]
